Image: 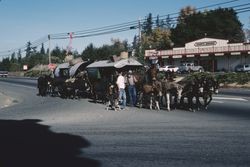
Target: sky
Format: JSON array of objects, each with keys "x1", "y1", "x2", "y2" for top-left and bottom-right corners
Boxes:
[{"x1": 0, "y1": 0, "x2": 249, "y2": 58}]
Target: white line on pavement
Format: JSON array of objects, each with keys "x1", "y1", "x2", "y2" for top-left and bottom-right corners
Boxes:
[
  {"x1": 211, "y1": 100, "x2": 224, "y2": 103},
  {"x1": 213, "y1": 96, "x2": 248, "y2": 101}
]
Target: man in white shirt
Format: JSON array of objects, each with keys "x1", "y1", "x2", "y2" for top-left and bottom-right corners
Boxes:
[{"x1": 116, "y1": 72, "x2": 126, "y2": 110}]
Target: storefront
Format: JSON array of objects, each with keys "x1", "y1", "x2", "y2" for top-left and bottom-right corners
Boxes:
[{"x1": 145, "y1": 38, "x2": 250, "y2": 72}]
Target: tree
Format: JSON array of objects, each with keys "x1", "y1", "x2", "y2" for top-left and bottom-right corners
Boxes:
[
  {"x1": 171, "y1": 7, "x2": 245, "y2": 47},
  {"x1": 81, "y1": 43, "x2": 96, "y2": 61},
  {"x1": 142, "y1": 13, "x2": 153, "y2": 35},
  {"x1": 51, "y1": 46, "x2": 63, "y2": 63},
  {"x1": 156, "y1": 15, "x2": 160, "y2": 28},
  {"x1": 25, "y1": 41, "x2": 32, "y2": 58},
  {"x1": 1, "y1": 57, "x2": 10, "y2": 71},
  {"x1": 10, "y1": 52, "x2": 16, "y2": 63},
  {"x1": 40, "y1": 43, "x2": 45, "y2": 55},
  {"x1": 244, "y1": 17, "x2": 250, "y2": 42},
  {"x1": 17, "y1": 49, "x2": 22, "y2": 63},
  {"x1": 141, "y1": 28, "x2": 172, "y2": 50},
  {"x1": 178, "y1": 6, "x2": 196, "y2": 24},
  {"x1": 165, "y1": 14, "x2": 172, "y2": 29}
]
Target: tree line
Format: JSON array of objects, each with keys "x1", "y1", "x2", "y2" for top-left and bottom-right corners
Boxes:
[{"x1": 0, "y1": 7, "x2": 248, "y2": 71}]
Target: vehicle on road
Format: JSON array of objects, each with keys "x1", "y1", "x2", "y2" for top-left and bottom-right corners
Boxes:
[
  {"x1": 158, "y1": 65, "x2": 179, "y2": 72},
  {"x1": 235, "y1": 64, "x2": 250, "y2": 72},
  {"x1": 178, "y1": 62, "x2": 204, "y2": 73},
  {"x1": 0, "y1": 71, "x2": 8, "y2": 77}
]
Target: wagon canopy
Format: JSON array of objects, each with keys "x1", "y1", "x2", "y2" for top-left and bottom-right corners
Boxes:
[
  {"x1": 54, "y1": 62, "x2": 70, "y2": 77},
  {"x1": 86, "y1": 57, "x2": 142, "y2": 69}
]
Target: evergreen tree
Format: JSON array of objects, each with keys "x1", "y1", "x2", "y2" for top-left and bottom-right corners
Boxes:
[
  {"x1": 17, "y1": 49, "x2": 22, "y2": 63},
  {"x1": 10, "y1": 52, "x2": 16, "y2": 63},
  {"x1": 40, "y1": 43, "x2": 45, "y2": 55},
  {"x1": 165, "y1": 14, "x2": 172, "y2": 29},
  {"x1": 156, "y1": 15, "x2": 160, "y2": 28},
  {"x1": 25, "y1": 41, "x2": 32, "y2": 58},
  {"x1": 142, "y1": 13, "x2": 153, "y2": 35}
]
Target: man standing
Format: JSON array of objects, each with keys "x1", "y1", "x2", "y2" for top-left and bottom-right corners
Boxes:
[
  {"x1": 127, "y1": 70, "x2": 137, "y2": 107},
  {"x1": 116, "y1": 71, "x2": 126, "y2": 110}
]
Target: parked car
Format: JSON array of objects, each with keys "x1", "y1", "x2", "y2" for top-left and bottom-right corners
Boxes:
[
  {"x1": 178, "y1": 62, "x2": 204, "y2": 73},
  {"x1": 0, "y1": 71, "x2": 8, "y2": 77},
  {"x1": 235, "y1": 64, "x2": 250, "y2": 72},
  {"x1": 159, "y1": 65, "x2": 179, "y2": 72}
]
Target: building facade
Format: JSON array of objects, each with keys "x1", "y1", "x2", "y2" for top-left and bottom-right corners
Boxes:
[{"x1": 145, "y1": 38, "x2": 250, "y2": 72}]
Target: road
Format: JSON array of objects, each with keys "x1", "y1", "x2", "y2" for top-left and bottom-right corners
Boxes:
[{"x1": 0, "y1": 77, "x2": 250, "y2": 167}]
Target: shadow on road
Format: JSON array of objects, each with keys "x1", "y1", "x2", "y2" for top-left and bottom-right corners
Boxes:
[{"x1": 0, "y1": 119, "x2": 100, "y2": 167}]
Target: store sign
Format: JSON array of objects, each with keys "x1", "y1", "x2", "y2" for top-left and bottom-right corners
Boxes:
[
  {"x1": 194, "y1": 41, "x2": 217, "y2": 47},
  {"x1": 172, "y1": 55, "x2": 182, "y2": 59},
  {"x1": 23, "y1": 65, "x2": 28, "y2": 71},
  {"x1": 145, "y1": 50, "x2": 161, "y2": 57}
]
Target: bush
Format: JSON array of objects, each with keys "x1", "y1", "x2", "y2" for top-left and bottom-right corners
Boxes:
[{"x1": 216, "y1": 72, "x2": 250, "y2": 85}]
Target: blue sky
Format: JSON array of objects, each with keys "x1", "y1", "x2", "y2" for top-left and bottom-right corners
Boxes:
[{"x1": 0, "y1": 0, "x2": 249, "y2": 58}]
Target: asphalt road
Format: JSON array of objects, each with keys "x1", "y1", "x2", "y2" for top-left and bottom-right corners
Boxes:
[{"x1": 0, "y1": 78, "x2": 250, "y2": 167}]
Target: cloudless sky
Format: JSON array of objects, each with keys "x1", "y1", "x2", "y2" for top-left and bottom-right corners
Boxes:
[{"x1": 0, "y1": 0, "x2": 249, "y2": 57}]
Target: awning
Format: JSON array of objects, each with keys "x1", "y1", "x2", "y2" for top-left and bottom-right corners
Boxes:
[
  {"x1": 86, "y1": 58, "x2": 142, "y2": 69},
  {"x1": 86, "y1": 60, "x2": 114, "y2": 68},
  {"x1": 114, "y1": 58, "x2": 142, "y2": 68}
]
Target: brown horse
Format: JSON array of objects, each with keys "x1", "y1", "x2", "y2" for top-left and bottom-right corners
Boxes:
[
  {"x1": 138, "y1": 79, "x2": 162, "y2": 110},
  {"x1": 161, "y1": 79, "x2": 183, "y2": 111}
]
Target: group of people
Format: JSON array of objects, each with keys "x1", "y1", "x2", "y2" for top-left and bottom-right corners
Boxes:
[
  {"x1": 115, "y1": 66, "x2": 177, "y2": 110},
  {"x1": 116, "y1": 70, "x2": 138, "y2": 110}
]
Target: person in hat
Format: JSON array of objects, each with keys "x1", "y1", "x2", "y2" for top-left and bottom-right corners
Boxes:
[{"x1": 127, "y1": 70, "x2": 137, "y2": 107}]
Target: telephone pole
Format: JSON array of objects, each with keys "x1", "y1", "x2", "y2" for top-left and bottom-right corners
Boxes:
[{"x1": 48, "y1": 35, "x2": 51, "y2": 64}]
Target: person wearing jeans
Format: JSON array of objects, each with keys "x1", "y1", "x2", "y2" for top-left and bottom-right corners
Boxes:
[
  {"x1": 116, "y1": 72, "x2": 126, "y2": 110},
  {"x1": 127, "y1": 70, "x2": 137, "y2": 107}
]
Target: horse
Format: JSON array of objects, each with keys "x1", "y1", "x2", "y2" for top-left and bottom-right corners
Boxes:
[
  {"x1": 105, "y1": 83, "x2": 120, "y2": 111},
  {"x1": 200, "y1": 77, "x2": 219, "y2": 110},
  {"x1": 161, "y1": 79, "x2": 183, "y2": 111},
  {"x1": 179, "y1": 76, "x2": 204, "y2": 112},
  {"x1": 37, "y1": 75, "x2": 49, "y2": 96},
  {"x1": 138, "y1": 79, "x2": 162, "y2": 110}
]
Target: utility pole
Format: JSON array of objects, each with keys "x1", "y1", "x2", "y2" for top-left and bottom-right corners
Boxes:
[
  {"x1": 138, "y1": 18, "x2": 142, "y2": 58},
  {"x1": 48, "y1": 35, "x2": 51, "y2": 64},
  {"x1": 138, "y1": 18, "x2": 141, "y2": 44}
]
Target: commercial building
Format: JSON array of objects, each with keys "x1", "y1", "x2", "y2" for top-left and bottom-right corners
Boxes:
[{"x1": 145, "y1": 38, "x2": 250, "y2": 72}]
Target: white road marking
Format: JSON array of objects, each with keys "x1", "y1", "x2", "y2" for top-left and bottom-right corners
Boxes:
[
  {"x1": 213, "y1": 96, "x2": 248, "y2": 101},
  {"x1": 211, "y1": 100, "x2": 224, "y2": 104}
]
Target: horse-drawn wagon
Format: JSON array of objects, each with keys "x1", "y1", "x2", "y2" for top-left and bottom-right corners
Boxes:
[
  {"x1": 37, "y1": 59, "x2": 92, "y2": 98},
  {"x1": 85, "y1": 57, "x2": 143, "y2": 105}
]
